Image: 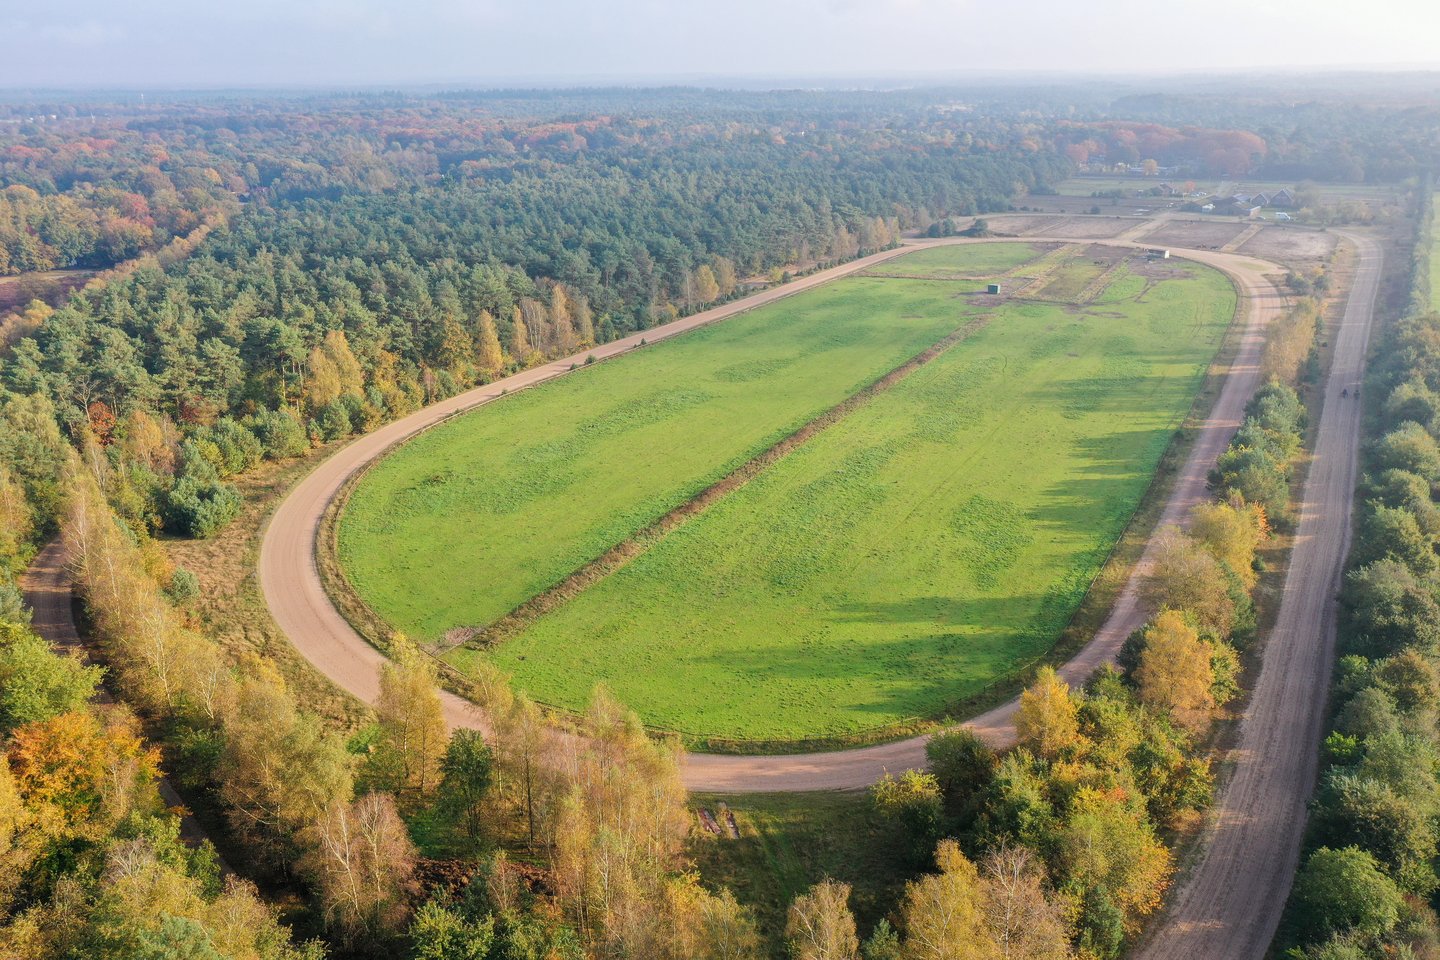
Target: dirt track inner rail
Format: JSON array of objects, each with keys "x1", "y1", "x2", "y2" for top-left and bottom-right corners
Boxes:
[
  {"x1": 250, "y1": 229, "x2": 1307, "y2": 794},
  {"x1": 31, "y1": 220, "x2": 1380, "y2": 959}
]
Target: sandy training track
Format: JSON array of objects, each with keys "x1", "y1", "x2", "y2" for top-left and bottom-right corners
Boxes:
[
  {"x1": 1133, "y1": 231, "x2": 1381, "y2": 960},
  {"x1": 25, "y1": 225, "x2": 1380, "y2": 957},
  {"x1": 256, "y1": 230, "x2": 1314, "y2": 794}
]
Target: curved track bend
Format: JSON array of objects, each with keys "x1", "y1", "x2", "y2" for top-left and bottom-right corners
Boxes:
[{"x1": 257, "y1": 233, "x2": 1306, "y2": 793}]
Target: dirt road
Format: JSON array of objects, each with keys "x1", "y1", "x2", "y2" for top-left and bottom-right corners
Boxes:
[
  {"x1": 1133, "y1": 232, "x2": 1381, "y2": 960},
  {"x1": 21, "y1": 539, "x2": 231, "y2": 873},
  {"x1": 256, "y1": 232, "x2": 1301, "y2": 792}
]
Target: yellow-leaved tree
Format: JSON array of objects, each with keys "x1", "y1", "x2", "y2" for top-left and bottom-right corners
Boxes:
[
  {"x1": 476, "y1": 309, "x2": 505, "y2": 380},
  {"x1": 786, "y1": 879, "x2": 860, "y2": 960},
  {"x1": 375, "y1": 636, "x2": 449, "y2": 799},
  {"x1": 1135, "y1": 609, "x2": 1216, "y2": 729},
  {"x1": 1016, "y1": 667, "x2": 1081, "y2": 760},
  {"x1": 1189, "y1": 497, "x2": 1267, "y2": 590}
]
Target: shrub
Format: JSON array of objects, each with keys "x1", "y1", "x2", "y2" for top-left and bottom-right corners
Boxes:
[
  {"x1": 1311, "y1": 769, "x2": 1439, "y2": 895},
  {"x1": 1289, "y1": 847, "x2": 1402, "y2": 943},
  {"x1": 195, "y1": 418, "x2": 263, "y2": 476},
  {"x1": 1383, "y1": 379, "x2": 1440, "y2": 431},
  {"x1": 246, "y1": 408, "x2": 309, "y2": 459},
  {"x1": 870, "y1": 769, "x2": 944, "y2": 865},
  {"x1": 1341, "y1": 559, "x2": 1440, "y2": 657},
  {"x1": 163, "y1": 476, "x2": 242, "y2": 538},
  {"x1": 1372, "y1": 422, "x2": 1440, "y2": 485},
  {"x1": 1353, "y1": 504, "x2": 1438, "y2": 575},
  {"x1": 924, "y1": 729, "x2": 996, "y2": 825},
  {"x1": 166, "y1": 567, "x2": 200, "y2": 605},
  {"x1": 315, "y1": 400, "x2": 355, "y2": 441},
  {"x1": 0, "y1": 619, "x2": 103, "y2": 732}
]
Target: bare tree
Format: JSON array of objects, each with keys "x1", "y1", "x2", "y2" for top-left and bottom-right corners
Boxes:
[
  {"x1": 786, "y1": 880, "x2": 859, "y2": 960},
  {"x1": 303, "y1": 792, "x2": 416, "y2": 944}
]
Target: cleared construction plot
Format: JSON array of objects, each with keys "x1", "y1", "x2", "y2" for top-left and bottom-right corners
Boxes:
[
  {"x1": 1144, "y1": 220, "x2": 1254, "y2": 249},
  {"x1": 1042, "y1": 216, "x2": 1136, "y2": 238}
]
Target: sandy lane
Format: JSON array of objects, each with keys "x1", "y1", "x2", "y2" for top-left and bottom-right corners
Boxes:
[
  {"x1": 21, "y1": 539, "x2": 231, "y2": 873},
  {"x1": 1133, "y1": 231, "x2": 1380, "y2": 960},
  {"x1": 256, "y1": 231, "x2": 1295, "y2": 792}
]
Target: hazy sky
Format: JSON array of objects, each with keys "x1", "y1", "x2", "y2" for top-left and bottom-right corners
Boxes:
[{"x1": 3, "y1": 0, "x2": 1438, "y2": 88}]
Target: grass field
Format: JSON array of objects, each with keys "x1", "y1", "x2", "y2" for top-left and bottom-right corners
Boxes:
[
  {"x1": 339, "y1": 247, "x2": 1046, "y2": 640},
  {"x1": 1036, "y1": 257, "x2": 1108, "y2": 301},
  {"x1": 689, "y1": 792, "x2": 911, "y2": 955},
  {"x1": 424, "y1": 253, "x2": 1236, "y2": 742},
  {"x1": 862, "y1": 242, "x2": 1047, "y2": 279}
]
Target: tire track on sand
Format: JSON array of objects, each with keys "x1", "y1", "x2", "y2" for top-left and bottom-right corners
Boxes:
[
  {"x1": 22, "y1": 538, "x2": 234, "y2": 876},
  {"x1": 1133, "y1": 231, "x2": 1380, "y2": 960}
]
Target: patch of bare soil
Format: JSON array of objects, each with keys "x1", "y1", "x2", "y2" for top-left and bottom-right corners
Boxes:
[
  {"x1": 981, "y1": 214, "x2": 1066, "y2": 236},
  {"x1": 1044, "y1": 216, "x2": 1135, "y2": 238},
  {"x1": 1145, "y1": 220, "x2": 1253, "y2": 249},
  {"x1": 1236, "y1": 227, "x2": 1338, "y2": 268}
]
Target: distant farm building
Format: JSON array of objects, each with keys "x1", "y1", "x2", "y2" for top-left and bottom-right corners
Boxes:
[
  {"x1": 1200, "y1": 196, "x2": 1263, "y2": 218},
  {"x1": 1271, "y1": 188, "x2": 1296, "y2": 208}
]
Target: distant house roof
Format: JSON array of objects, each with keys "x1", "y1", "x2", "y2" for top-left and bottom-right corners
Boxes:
[
  {"x1": 1251, "y1": 192, "x2": 1270, "y2": 206},
  {"x1": 1272, "y1": 188, "x2": 1296, "y2": 206}
]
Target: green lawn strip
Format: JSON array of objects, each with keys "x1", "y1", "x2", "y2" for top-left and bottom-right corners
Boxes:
[
  {"x1": 1036, "y1": 257, "x2": 1108, "y2": 301},
  {"x1": 339, "y1": 256, "x2": 1010, "y2": 641},
  {"x1": 472, "y1": 264, "x2": 1235, "y2": 742},
  {"x1": 688, "y1": 792, "x2": 910, "y2": 957},
  {"x1": 1091, "y1": 265, "x2": 1147, "y2": 303},
  {"x1": 454, "y1": 314, "x2": 994, "y2": 653},
  {"x1": 861, "y1": 242, "x2": 1047, "y2": 279}
]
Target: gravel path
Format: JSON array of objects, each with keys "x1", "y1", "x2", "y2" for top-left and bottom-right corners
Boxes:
[
  {"x1": 21, "y1": 539, "x2": 233, "y2": 875},
  {"x1": 1132, "y1": 231, "x2": 1380, "y2": 960}
]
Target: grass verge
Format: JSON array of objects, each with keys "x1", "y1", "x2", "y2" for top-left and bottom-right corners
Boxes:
[{"x1": 687, "y1": 791, "x2": 911, "y2": 957}]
